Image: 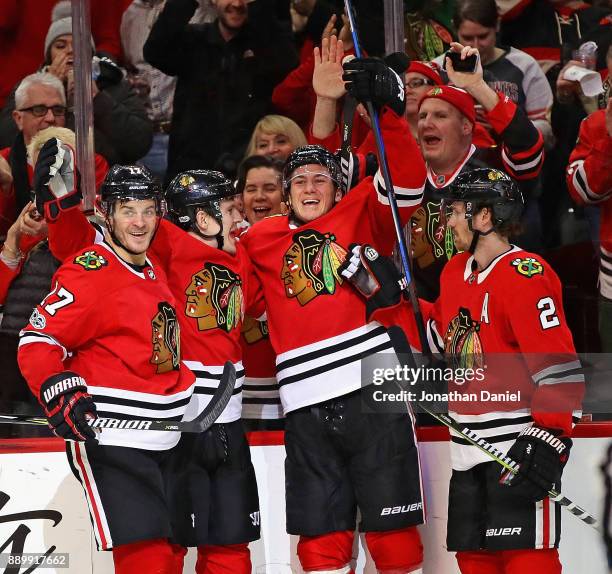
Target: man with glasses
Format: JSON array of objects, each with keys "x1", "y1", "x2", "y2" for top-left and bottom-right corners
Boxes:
[{"x1": 0, "y1": 72, "x2": 108, "y2": 238}]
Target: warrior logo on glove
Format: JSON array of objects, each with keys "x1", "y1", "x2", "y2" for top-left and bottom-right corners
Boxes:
[
  {"x1": 185, "y1": 263, "x2": 244, "y2": 332},
  {"x1": 281, "y1": 230, "x2": 347, "y2": 306},
  {"x1": 150, "y1": 302, "x2": 181, "y2": 373}
]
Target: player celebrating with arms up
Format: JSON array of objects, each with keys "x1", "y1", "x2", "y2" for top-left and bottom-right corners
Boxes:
[{"x1": 18, "y1": 164, "x2": 195, "y2": 574}]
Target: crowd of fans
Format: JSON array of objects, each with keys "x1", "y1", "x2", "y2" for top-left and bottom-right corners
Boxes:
[{"x1": 0, "y1": 0, "x2": 610, "y2": 417}]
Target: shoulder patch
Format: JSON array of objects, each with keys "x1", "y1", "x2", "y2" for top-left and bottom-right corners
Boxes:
[
  {"x1": 74, "y1": 250, "x2": 108, "y2": 271},
  {"x1": 511, "y1": 257, "x2": 543, "y2": 278}
]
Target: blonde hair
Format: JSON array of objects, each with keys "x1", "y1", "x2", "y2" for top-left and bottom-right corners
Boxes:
[
  {"x1": 27, "y1": 126, "x2": 76, "y2": 160},
  {"x1": 245, "y1": 115, "x2": 307, "y2": 158}
]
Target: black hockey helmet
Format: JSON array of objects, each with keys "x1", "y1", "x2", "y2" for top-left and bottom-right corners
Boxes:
[
  {"x1": 165, "y1": 170, "x2": 236, "y2": 232},
  {"x1": 445, "y1": 167, "x2": 524, "y2": 228},
  {"x1": 283, "y1": 145, "x2": 342, "y2": 195},
  {"x1": 98, "y1": 164, "x2": 163, "y2": 217}
]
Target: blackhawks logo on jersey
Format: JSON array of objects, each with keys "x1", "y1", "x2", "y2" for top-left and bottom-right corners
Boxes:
[
  {"x1": 150, "y1": 302, "x2": 181, "y2": 373},
  {"x1": 410, "y1": 203, "x2": 454, "y2": 270},
  {"x1": 444, "y1": 307, "x2": 485, "y2": 372},
  {"x1": 185, "y1": 263, "x2": 244, "y2": 332},
  {"x1": 281, "y1": 230, "x2": 348, "y2": 306},
  {"x1": 242, "y1": 315, "x2": 269, "y2": 344},
  {"x1": 511, "y1": 257, "x2": 543, "y2": 278},
  {"x1": 74, "y1": 250, "x2": 108, "y2": 271}
]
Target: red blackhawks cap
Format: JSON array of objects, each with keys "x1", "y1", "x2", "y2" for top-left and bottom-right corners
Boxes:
[
  {"x1": 407, "y1": 61, "x2": 444, "y2": 86},
  {"x1": 418, "y1": 85, "x2": 476, "y2": 125}
]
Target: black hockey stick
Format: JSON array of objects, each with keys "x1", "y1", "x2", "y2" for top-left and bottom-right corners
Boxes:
[
  {"x1": 343, "y1": 0, "x2": 430, "y2": 362},
  {"x1": 0, "y1": 361, "x2": 237, "y2": 434},
  {"x1": 387, "y1": 326, "x2": 599, "y2": 530}
]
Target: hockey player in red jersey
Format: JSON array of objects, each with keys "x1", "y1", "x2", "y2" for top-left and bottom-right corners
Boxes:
[
  {"x1": 36, "y1": 156, "x2": 262, "y2": 573},
  {"x1": 566, "y1": 100, "x2": 612, "y2": 352},
  {"x1": 17, "y1": 165, "x2": 196, "y2": 574},
  {"x1": 341, "y1": 168, "x2": 584, "y2": 574},
  {"x1": 239, "y1": 48, "x2": 427, "y2": 573}
]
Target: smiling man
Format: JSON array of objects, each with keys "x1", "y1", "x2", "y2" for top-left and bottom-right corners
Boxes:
[
  {"x1": 239, "y1": 42, "x2": 428, "y2": 573},
  {"x1": 18, "y1": 159, "x2": 197, "y2": 574}
]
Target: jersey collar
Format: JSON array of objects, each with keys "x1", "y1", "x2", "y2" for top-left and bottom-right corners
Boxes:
[{"x1": 463, "y1": 245, "x2": 522, "y2": 284}]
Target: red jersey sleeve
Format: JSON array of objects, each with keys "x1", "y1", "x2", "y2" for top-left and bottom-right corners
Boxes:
[
  {"x1": 566, "y1": 109, "x2": 612, "y2": 206},
  {"x1": 47, "y1": 206, "x2": 97, "y2": 262},
  {"x1": 365, "y1": 110, "x2": 425, "y2": 254},
  {"x1": 18, "y1": 263, "x2": 101, "y2": 398},
  {"x1": 504, "y1": 261, "x2": 584, "y2": 435}
]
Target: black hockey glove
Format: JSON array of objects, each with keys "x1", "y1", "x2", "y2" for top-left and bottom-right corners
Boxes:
[
  {"x1": 342, "y1": 57, "x2": 406, "y2": 116},
  {"x1": 500, "y1": 425, "x2": 572, "y2": 502},
  {"x1": 335, "y1": 150, "x2": 378, "y2": 193},
  {"x1": 32, "y1": 137, "x2": 82, "y2": 221},
  {"x1": 40, "y1": 371, "x2": 98, "y2": 442},
  {"x1": 339, "y1": 244, "x2": 405, "y2": 320}
]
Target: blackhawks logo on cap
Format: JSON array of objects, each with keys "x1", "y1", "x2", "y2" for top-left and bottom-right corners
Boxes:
[
  {"x1": 281, "y1": 230, "x2": 348, "y2": 306},
  {"x1": 179, "y1": 174, "x2": 195, "y2": 187},
  {"x1": 185, "y1": 263, "x2": 244, "y2": 332},
  {"x1": 74, "y1": 250, "x2": 108, "y2": 271},
  {"x1": 511, "y1": 257, "x2": 543, "y2": 278},
  {"x1": 429, "y1": 86, "x2": 443, "y2": 96}
]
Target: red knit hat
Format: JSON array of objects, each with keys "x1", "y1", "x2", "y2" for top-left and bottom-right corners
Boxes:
[
  {"x1": 406, "y1": 61, "x2": 443, "y2": 86},
  {"x1": 418, "y1": 85, "x2": 476, "y2": 124}
]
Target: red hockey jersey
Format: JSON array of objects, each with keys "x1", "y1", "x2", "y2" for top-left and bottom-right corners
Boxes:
[
  {"x1": 47, "y1": 211, "x2": 264, "y2": 424},
  {"x1": 240, "y1": 111, "x2": 425, "y2": 413},
  {"x1": 18, "y1": 242, "x2": 195, "y2": 451},
  {"x1": 566, "y1": 109, "x2": 612, "y2": 300},
  {"x1": 426, "y1": 247, "x2": 584, "y2": 471}
]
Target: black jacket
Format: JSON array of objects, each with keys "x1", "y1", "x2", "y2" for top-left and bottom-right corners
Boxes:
[{"x1": 144, "y1": 0, "x2": 298, "y2": 181}]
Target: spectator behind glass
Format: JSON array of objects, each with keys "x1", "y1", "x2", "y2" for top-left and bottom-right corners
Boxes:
[
  {"x1": 236, "y1": 154, "x2": 285, "y2": 224},
  {"x1": 0, "y1": 74, "x2": 109, "y2": 239},
  {"x1": 121, "y1": 0, "x2": 215, "y2": 182},
  {"x1": 0, "y1": 7, "x2": 153, "y2": 167},
  {"x1": 245, "y1": 115, "x2": 308, "y2": 162},
  {"x1": 404, "y1": 61, "x2": 444, "y2": 141},
  {"x1": 433, "y1": 0, "x2": 554, "y2": 148},
  {"x1": 414, "y1": 42, "x2": 544, "y2": 298},
  {"x1": 235, "y1": 154, "x2": 285, "y2": 427},
  {"x1": 144, "y1": 0, "x2": 299, "y2": 183}
]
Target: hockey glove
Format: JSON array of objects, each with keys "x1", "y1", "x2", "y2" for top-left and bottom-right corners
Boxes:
[
  {"x1": 40, "y1": 371, "x2": 98, "y2": 441},
  {"x1": 500, "y1": 425, "x2": 572, "y2": 502},
  {"x1": 336, "y1": 150, "x2": 378, "y2": 193},
  {"x1": 339, "y1": 244, "x2": 405, "y2": 319},
  {"x1": 33, "y1": 137, "x2": 82, "y2": 221},
  {"x1": 342, "y1": 57, "x2": 406, "y2": 116}
]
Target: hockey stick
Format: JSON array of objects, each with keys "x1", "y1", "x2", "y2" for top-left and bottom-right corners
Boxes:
[
  {"x1": 386, "y1": 326, "x2": 599, "y2": 530},
  {"x1": 343, "y1": 0, "x2": 430, "y2": 361},
  {"x1": 0, "y1": 361, "x2": 237, "y2": 434}
]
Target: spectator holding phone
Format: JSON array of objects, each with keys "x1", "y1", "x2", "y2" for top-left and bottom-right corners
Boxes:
[{"x1": 433, "y1": 0, "x2": 554, "y2": 148}]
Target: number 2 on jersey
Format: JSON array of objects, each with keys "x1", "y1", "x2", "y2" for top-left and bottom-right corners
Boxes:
[{"x1": 537, "y1": 296, "x2": 560, "y2": 330}]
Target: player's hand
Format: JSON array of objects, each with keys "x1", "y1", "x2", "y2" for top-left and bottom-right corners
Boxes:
[
  {"x1": 0, "y1": 155, "x2": 12, "y2": 194},
  {"x1": 500, "y1": 425, "x2": 572, "y2": 501},
  {"x1": 33, "y1": 137, "x2": 82, "y2": 221},
  {"x1": 313, "y1": 35, "x2": 346, "y2": 101},
  {"x1": 342, "y1": 57, "x2": 406, "y2": 116},
  {"x1": 40, "y1": 371, "x2": 98, "y2": 442},
  {"x1": 339, "y1": 243, "x2": 405, "y2": 319}
]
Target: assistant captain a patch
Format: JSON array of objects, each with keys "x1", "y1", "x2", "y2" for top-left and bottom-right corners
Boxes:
[{"x1": 74, "y1": 250, "x2": 108, "y2": 271}]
